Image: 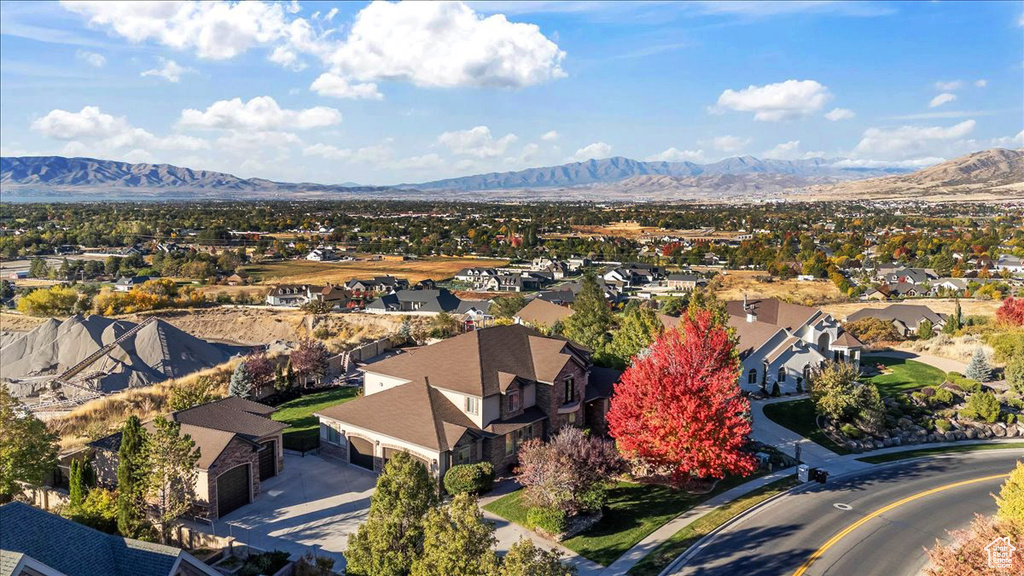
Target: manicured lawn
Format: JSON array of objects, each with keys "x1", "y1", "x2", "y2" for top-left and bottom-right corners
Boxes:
[
  {"x1": 856, "y1": 441, "x2": 1024, "y2": 464},
  {"x1": 860, "y1": 357, "x2": 945, "y2": 396},
  {"x1": 483, "y1": 473, "x2": 765, "y2": 567},
  {"x1": 626, "y1": 475, "x2": 799, "y2": 576},
  {"x1": 762, "y1": 399, "x2": 851, "y2": 455},
  {"x1": 271, "y1": 387, "x2": 360, "y2": 450}
]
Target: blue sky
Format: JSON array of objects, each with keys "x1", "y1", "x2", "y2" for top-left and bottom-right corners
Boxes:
[{"x1": 1, "y1": 1, "x2": 1022, "y2": 185}]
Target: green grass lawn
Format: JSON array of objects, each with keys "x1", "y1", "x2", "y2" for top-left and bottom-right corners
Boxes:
[
  {"x1": 762, "y1": 399, "x2": 851, "y2": 455},
  {"x1": 856, "y1": 441, "x2": 1024, "y2": 464},
  {"x1": 271, "y1": 387, "x2": 360, "y2": 450},
  {"x1": 483, "y1": 473, "x2": 764, "y2": 567},
  {"x1": 860, "y1": 357, "x2": 945, "y2": 396},
  {"x1": 626, "y1": 475, "x2": 799, "y2": 576}
]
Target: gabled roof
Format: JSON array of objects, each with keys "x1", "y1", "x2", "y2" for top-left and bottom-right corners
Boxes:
[
  {"x1": 317, "y1": 379, "x2": 478, "y2": 452},
  {"x1": 725, "y1": 298, "x2": 819, "y2": 331},
  {"x1": 361, "y1": 324, "x2": 588, "y2": 397},
  {"x1": 0, "y1": 503, "x2": 218, "y2": 576},
  {"x1": 727, "y1": 315, "x2": 786, "y2": 358},
  {"x1": 171, "y1": 396, "x2": 286, "y2": 441},
  {"x1": 846, "y1": 304, "x2": 946, "y2": 328},
  {"x1": 516, "y1": 298, "x2": 573, "y2": 326}
]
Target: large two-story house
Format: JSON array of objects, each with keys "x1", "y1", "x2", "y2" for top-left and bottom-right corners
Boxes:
[
  {"x1": 315, "y1": 324, "x2": 619, "y2": 479},
  {"x1": 728, "y1": 298, "x2": 863, "y2": 394}
]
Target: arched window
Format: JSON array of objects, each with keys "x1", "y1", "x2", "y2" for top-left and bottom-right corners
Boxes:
[
  {"x1": 803, "y1": 364, "x2": 812, "y2": 382},
  {"x1": 778, "y1": 367, "x2": 786, "y2": 382},
  {"x1": 748, "y1": 369, "x2": 758, "y2": 384}
]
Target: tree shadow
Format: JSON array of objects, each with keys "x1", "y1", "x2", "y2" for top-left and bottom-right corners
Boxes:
[{"x1": 684, "y1": 522, "x2": 811, "y2": 576}]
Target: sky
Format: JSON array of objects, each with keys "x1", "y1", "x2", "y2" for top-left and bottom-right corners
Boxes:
[{"x1": 1, "y1": 0, "x2": 1022, "y2": 186}]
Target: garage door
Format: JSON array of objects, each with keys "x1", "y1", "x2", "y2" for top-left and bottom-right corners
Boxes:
[
  {"x1": 217, "y1": 464, "x2": 251, "y2": 518},
  {"x1": 259, "y1": 440, "x2": 277, "y2": 481},
  {"x1": 349, "y1": 436, "x2": 375, "y2": 471}
]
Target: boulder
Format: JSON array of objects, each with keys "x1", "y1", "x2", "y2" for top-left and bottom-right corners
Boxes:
[
  {"x1": 954, "y1": 430, "x2": 965, "y2": 440},
  {"x1": 846, "y1": 440, "x2": 860, "y2": 452},
  {"x1": 883, "y1": 438, "x2": 893, "y2": 448},
  {"x1": 1007, "y1": 425, "x2": 1019, "y2": 438},
  {"x1": 994, "y1": 424, "x2": 1007, "y2": 437},
  {"x1": 892, "y1": 436, "x2": 901, "y2": 446},
  {"x1": 966, "y1": 428, "x2": 978, "y2": 439},
  {"x1": 897, "y1": 417, "x2": 914, "y2": 430},
  {"x1": 944, "y1": 432, "x2": 956, "y2": 442}
]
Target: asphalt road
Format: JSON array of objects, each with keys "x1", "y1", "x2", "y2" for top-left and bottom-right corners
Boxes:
[{"x1": 674, "y1": 450, "x2": 1023, "y2": 576}]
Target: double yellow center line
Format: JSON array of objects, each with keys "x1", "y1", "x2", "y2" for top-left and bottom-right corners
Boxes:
[{"x1": 792, "y1": 473, "x2": 1010, "y2": 576}]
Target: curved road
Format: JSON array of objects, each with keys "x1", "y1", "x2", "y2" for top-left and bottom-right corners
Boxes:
[{"x1": 673, "y1": 450, "x2": 1023, "y2": 576}]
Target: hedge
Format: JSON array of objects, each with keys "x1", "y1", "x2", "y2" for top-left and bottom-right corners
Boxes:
[
  {"x1": 527, "y1": 506, "x2": 567, "y2": 535},
  {"x1": 443, "y1": 462, "x2": 495, "y2": 495}
]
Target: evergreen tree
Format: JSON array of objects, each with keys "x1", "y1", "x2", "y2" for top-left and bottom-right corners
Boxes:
[
  {"x1": 410, "y1": 494, "x2": 498, "y2": 576},
  {"x1": 995, "y1": 461, "x2": 1024, "y2": 527},
  {"x1": 69, "y1": 459, "x2": 87, "y2": 508},
  {"x1": 148, "y1": 417, "x2": 200, "y2": 543},
  {"x1": 499, "y1": 538, "x2": 576, "y2": 576},
  {"x1": 274, "y1": 363, "x2": 287, "y2": 392},
  {"x1": 0, "y1": 385, "x2": 58, "y2": 501},
  {"x1": 345, "y1": 452, "x2": 439, "y2": 576},
  {"x1": 229, "y1": 361, "x2": 252, "y2": 398},
  {"x1": 916, "y1": 319, "x2": 934, "y2": 340},
  {"x1": 943, "y1": 298, "x2": 962, "y2": 334},
  {"x1": 562, "y1": 272, "x2": 612, "y2": 354},
  {"x1": 607, "y1": 302, "x2": 663, "y2": 367},
  {"x1": 116, "y1": 416, "x2": 150, "y2": 539},
  {"x1": 965, "y1": 347, "x2": 991, "y2": 382}
]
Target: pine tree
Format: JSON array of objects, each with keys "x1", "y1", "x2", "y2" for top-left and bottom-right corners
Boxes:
[
  {"x1": 229, "y1": 361, "x2": 252, "y2": 397},
  {"x1": 147, "y1": 417, "x2": 200, "y2": 544},
  {"x1": 69, "y1": 459, "x2": 86, "y2": 509},
  {"x1": 943, "y1": 298, "x2": 962, "y2": 334},
  {"x1": 116, "y1": 416, "x2": 150, "y2": 539},
  {"x1": 562, "y1": 272, "x2": 612, "y2": 354},
  {"x1": 917, "y1": 319, "x2": 934, "y2": 340},
  {"x1": 965, "y1": 347, "x2": 991, "y2": 382}
]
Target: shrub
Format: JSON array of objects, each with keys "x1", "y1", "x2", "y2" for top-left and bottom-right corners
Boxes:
[
  {"x1": 845, "y1": 317, "x2": 902, "y2": 345},
  {"x1": 809, "y1": 362, "x2": 861, "y2": 422},
  {"x1": 959, "y1": 391, "x2": 1001, "y2": 423},
  {"x1": 1005, "y1": 413, "x2": 1016, "y2": 425},
  {"x1": 840, "y1": 423, "x2": 862, "y2": 439},
  {"x1": 770, "y1": 381, "x2": 781, "y2": 397},
  {"x1": 67, "y1": 487, "x2": 118, "y2": 533},
  {"x1": 517, "y1": 427, "x2": 623, "y2": 517},
  {"x1": 238, "y1": 551, "x2": 290, "y2": 576},
  {"x1": 987, "y1": 330, "x2": 1024, "y2": 363},
  {"x1": 527, "y1": 507, "x2": 567, "y2": 535},
  {"x1": 1007, "y1": 358, "x2": 1024, "y2": 395},
  {"x1": 965, "y1": 348, "x2": 992, "y2": 382},
  {"x1": 443, "y1": 462, "x2": 495, "y2": 495},
  {"x1": 935, "y1": 419, "x2": 953, "y2": 433}
]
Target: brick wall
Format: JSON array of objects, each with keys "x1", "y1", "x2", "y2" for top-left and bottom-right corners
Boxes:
[
  {"x1": 202, "y1": 437, "x2": 260, "y2": 521},
  {"x1": 584, "y1": 398, "x2": 609, "y2": 436},
  {"x1": 536, "y1": 361, "x2": 587, "y2": 433}
]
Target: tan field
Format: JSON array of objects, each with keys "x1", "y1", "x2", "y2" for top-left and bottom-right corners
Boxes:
[
  {"x1": 550, "y1": 221, "x2": 727, "y2": 240},
  {"x1": 822, "y1": 298, "x2": 1001, "y2": 321},
  {"x1": 714, "y1": 270, "x2": 844, "y2": 306},
  {"x1": 0, "y1": 312, "x2": 50, "y2": 332},
  {"x1": 245, "y1": 255, "x2": 508, "y2": 286}
]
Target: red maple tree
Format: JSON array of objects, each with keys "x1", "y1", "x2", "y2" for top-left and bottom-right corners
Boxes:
[
  {"x1": 606, "y1": 310, "x2": 756, "y2": 482},
  {"x1": 996, "y1": 296, "x2": 1024, "y2": 326}
]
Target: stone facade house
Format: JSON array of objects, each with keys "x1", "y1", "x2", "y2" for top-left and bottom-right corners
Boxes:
[
  {"x1": 729, "y1": 298, "x2": 864, "y2": 394},
  {"x1": 315, "y1": 324, "x2": 619, "y2": 479},
  {"x1": 90, "y1": 397, "x2": 286, "y2": 520}
]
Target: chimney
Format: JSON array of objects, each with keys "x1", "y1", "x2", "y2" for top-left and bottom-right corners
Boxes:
[{"x1": 744, "y1": 296, "x2": 757, "y2": 323}]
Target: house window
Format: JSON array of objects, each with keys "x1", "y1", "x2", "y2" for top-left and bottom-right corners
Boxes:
[
  {"x1": 777, "y1": 367, "x2": 786, "y2": 382},
  {"x1": 465, "y1": 396, "x2": 479, "y2": 415},
  {"x1": 324, "y1": 424, "x2": 341, "y2": 445},
  {"x1": 747, "y1": 369, "x2": 758, "y2": 384},
  {"x1": 563, "y1": 376, "x2": 575, "y2": 404},
  {"x1": 803, "y1": 364, "x2": 812, "y2": 382},
  {"x1": 505, "y1": 426, "x2": 533, "y2": 456},
  {"x1": 508, "y1": 389, "x2": 520, "y2": 412},
  {"x1": 455, "y1": 445, "x2": 472, "y2": 466}
]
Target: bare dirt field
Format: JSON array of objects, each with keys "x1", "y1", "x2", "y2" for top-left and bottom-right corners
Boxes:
[
  {"x1": 244, "y1": 256, "x2": 508, "y2": 286},
  {"x1": 0, "y1": 312, "x2": 49, "y2": 332},
  {"x1": 548, "y1": 221, "x2": 720, "y2": 240},
  {"x1": 822, "y1": 298, "x2": 1001, "y2": 321},
  {"x1": 714, "y1": 270, "x2": 844, "y2": 305}
]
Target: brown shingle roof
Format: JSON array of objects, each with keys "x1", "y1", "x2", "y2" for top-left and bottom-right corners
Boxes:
[
  {"x1": 833, "y1": 332, "x2": 864, "y2": 348},
  {"x1": 171, "y1": 397, "x2": 287, "y2": 441},
  {"x1": 725, "y1": 298, "x2": 820, "y2": 331},
  {"x1": 727, "y1": 316, "x2": 786, "y2": 358},
  {"x1": 361, "y1": 324, "x2": 587, "y2": 397},
  {"x1": 765, "y1": 336, "x2": 800, "y2": 364},
  {"x1": 516, "y1": 298, "x2": 573, "y2": 327}
]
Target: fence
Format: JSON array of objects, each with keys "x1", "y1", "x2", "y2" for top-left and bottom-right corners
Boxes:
[{"x1": 329, "y1": 336, "x2": 395, "y2": 374}]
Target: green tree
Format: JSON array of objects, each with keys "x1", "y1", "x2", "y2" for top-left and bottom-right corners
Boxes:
[
  {"x1": 1007, "y1": 357, "x2": 1024, "y2": 395},
  {"x1": 429, "y1": 312, "x2": 459, "y2": 339},
  {"x1": 960, "y1": 390, "x2": 1000, "y2": 423},
  {"x1": 147, "y1": 417, "x2": 201, "y2": 543},
  {"x1": 229, "y1": 362, "x2": 253, "y2": 398},
  {"x1": 16, "y1": 285, "x2": 80, "y2": 316},
  {"x1": 345, "y1": 452, "x2": 439, "y2": 576},
  {"x1": 916, "y1": 319, "x2": 934, "y2": 340},
  {"x1": 116, "y1": 416, "x2": 150, "y2": 539},
  {"x1": 499, "y1": 538, "x2": 575, "y2": 576},
  {"x1": 686, "y1": 287, "x2": 729, "y2": 327},
  {"x1": 965, "y1": 348, "x2": 991, "y2": 382},
  {"x1": 855, "y1": 384, "x2": 886, "y2": 436},
  {"x1": 0, "y1": 385, "x2": 58, "y2": 502},
  {"x1": 942, "y1": 298, "x2": 962, "y2": 334},
  {"x1": 410, "y1": 494, "x2": 499, "y2": 576},
  {"x1": 808, "y1": 362, "x2": 861, "y2": 423},
  {"x1": 607, "y1": 303, "x2": 663, "y2": 367},
  {"x1": 28, "y1": 257, "x2": 49, "y2": 279},
  {"x1": 660, "y1": 295, "x2": 688, "y2": 317},
  {"x1": 168, "y1": 376, "x2": 218, "y2": 411},
  {"x1": 68, "y1": 487, "x2": 119, "y2": 533},
  {"x1": 994, "y1": 461, "x2": 1024, "y2": 527},
  {"x1": 493, "y1": 294, "x2": 527, "y2": 319},
  {"x1": 69, "y1": 459, "x2": 87, "y2": 508},
  {"x1": 562, "y1": 272, "x2": 612, "y2": 354}
]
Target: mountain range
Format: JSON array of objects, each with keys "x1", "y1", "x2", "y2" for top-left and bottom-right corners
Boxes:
[{"x1": 1, "y1": 149, "x2": 1021, "y2": 202}]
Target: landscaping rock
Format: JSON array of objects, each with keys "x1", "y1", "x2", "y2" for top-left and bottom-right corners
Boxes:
[
  {"x1": 897, "y1": 417, "x2": 914, "y2": 430},
  {"x1": 892, "y1": 436, "x2": 901, "y2": 446},
  {"x1": 944, "y1": 432, "x2": 956, "y2": 442},
  {"x1": 966, "y1": 428, "x2": 978, "y2": 439},
  {"x1": 883, "y1": 438, "x2": 893, "y2": 448},
  {"x1": 1008, "y1": 425, "x2": 1019, "y2": 437},
  {"x1": 954, "y1": 431, "x2": 965, "y2": 440},
  {"x1": 994, "y1": 424, "x2": 1007, "y2": 437}
]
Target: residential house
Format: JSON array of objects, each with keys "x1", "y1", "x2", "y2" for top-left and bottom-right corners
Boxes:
[
  {"x1": 665, "y1": 273, "x2": 705, "y2": 291},
  {"x1": 996, "y1": 255, "x2": 1024, "y2": 274},
  {"x1": 931, "y1": 278, "x2": 969, "y2": 295},
  {"x1": 879, "y1": 267, "x2": 937, "y2": 285},
  {"x1": 365, "y1": 287, "x2": 464, "y2": 315},
  {"x1": 315, "y1": 324, "x2": 619, "y2": 478},
  {"x1": 535, "y1": 289, "x2": 577, "y2": 306},
  {"x1": 113, "y1": 276, "x2": 150, "y2": 292},
  {"x1": 566, "y1": 257, "x2": 591, "y2": 272},
  {"x1": 515, "y1": 298, "x2": 573, "y2": 328},
  {"x1": 728, "y1": 298, "x2": 863, "y2": 394},
  {"x1": 91, "y1": 397, "x2": 286, "y2": 520},
  {"x1": 224, "y1": 271, "x2": 249, "y2": 286},
  {"x1": 846, "y1": 304, "x2": 947, "y2": 338},
  {"x1": 481, "y1": 271, "x2": 550, "y2": 292},
  {"x1": 306, "y1": 247, "x2": 336, "y2": 261},
  {"x1": 345, "y1": 275, "x2": 409, "y2": 294},
  {"x1": 0, "y1": 503, "x2": 220, "y2": 576},
  {"x1": 265, "y1": 284, "x2": 317, "y2": 306},
  {"x1": 454, "y1": 267, "x2": 499, "y2": 284}
]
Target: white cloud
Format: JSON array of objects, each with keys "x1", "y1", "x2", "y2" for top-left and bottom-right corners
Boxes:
[
  {"x1": 302, "y1": 141, "x2": 394, "y2": 166},
  {"x1": 715, "y1": 79, "x2": 832, "y2": 121},
  {"x1": 141, "y1": 58, "x2": 193, "y2": 83},
  {"x1": 32, "y1": 106, "x2": 210, "y2": 157},
  {"x1": 393, "y1": 153, "x2": 445, "y2": 170},
  {"x1": 217, "y1": 130, "x2": 302, "y2": 152},
  {"x1": 991, "y1": 130, "x2": 1024, "y2": 148},
  {"x1": 310, "y1": 73, "x2": 382, "y2": 100},
  {"x1": 825, "y1": 107, "x2": 855, "y2": 121},
  {"x1": 302, "y1": 143, "x2": 350, "y2": 160},
  {"x1": 710, "y1": 135, "x2": 752, "y2": 153},
  {"x1": 761, "y1": 140, "x2": 802, "y2": 160},
  {"x1": 929, "y1": 93, "x2": 957, "y2": 108},
  {"x1": 645, "y1": 147, "x2": 706, "y2": 162},
  {"x1": 437, "y1": 126, "x2": 518, "y2": 158},
  {"x1": 540, "y1": 130, "x2": 559, "y2": 141},
  {"x1": 832, "y1": 157, "x2": 944, "y2": 169},
  {"x1": 852, "y1": 120, "x2": 976, "y2": 159},
  {"x1": 325, "y1": 8, "x2": 338, "y2": 21},
  {"x1": 934, "y1": 80, "x2": 963, "y2": 91},
  {"x1": 571, "y1": 142, "x2": 612, "y2": 162},
  {"x1": 974, "y1": 79, "x2": 987, "y2": 88},
  {"x1": 75, "y1": 49, "x2": 106, "y2": 67},
  {"x1": 178, "y1": 96, "x2": 341, "y2": 131},
  {"x1": 324, "y1": 1, "x2": 565, "y2": 89}
]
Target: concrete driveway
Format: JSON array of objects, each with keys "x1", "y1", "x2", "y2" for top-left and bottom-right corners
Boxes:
[{"x1": 209, "y1": 452, "x2": 377, "y2": 569}]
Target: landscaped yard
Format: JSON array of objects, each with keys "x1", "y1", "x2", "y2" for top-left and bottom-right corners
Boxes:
[
  {"x1": 762, "y1": 399, "x2": 851, "y2": 455},
  {"x1": 272, "y1": 387, "x2": 360, "y2": 450},
  {"x1": 483, "y1": 473, "x2": 765, "y2": 567},
  {"x1": 626, "y1": 475, "x2": 799, "y2": 576},
  {"x1": 860, "y1": 356, "x2": 945, "y2": 396},
  {"x1": 856, "y1": 441, "x2": 1024, "y2": 464}
]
